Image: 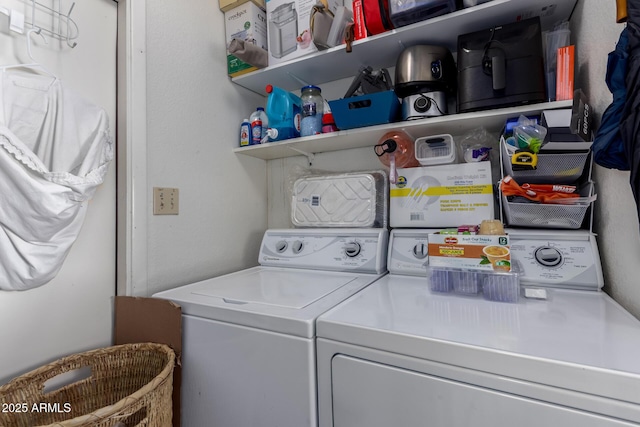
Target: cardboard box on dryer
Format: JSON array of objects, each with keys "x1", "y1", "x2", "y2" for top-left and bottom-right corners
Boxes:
[
  {"x1": 390, "y1": 162, "x2": 495, "y2": 228},
  {"x1": 224, "y1": 2, "x2": 268, "y2": 77},
  {"x1": 266, "y1": 0, "x2": 342, "y2": 66},
  {"x1": 427, "y1": 233, "x2": 511, "y2": 272}
]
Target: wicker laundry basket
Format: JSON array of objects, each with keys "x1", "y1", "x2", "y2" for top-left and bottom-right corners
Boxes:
[{"x1": 0, "y1": 342, "x2": 175, "y2": 427}]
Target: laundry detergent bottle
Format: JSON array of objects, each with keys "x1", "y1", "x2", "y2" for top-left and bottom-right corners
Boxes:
[{"x1": 265, "y1": 84, "x2": 301, "y2": 142}]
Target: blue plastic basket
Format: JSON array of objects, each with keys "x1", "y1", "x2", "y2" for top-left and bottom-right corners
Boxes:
[{"x1": 328, "y1": 91, "x2": 401, "y2": 130}]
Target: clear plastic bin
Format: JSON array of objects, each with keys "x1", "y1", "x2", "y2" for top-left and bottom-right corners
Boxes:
[
  {"x1": 426, "y1": 265, "x2": 520, "y2": 303},
  {"x1": 415, "y1": 134, "x2": 456, "y2": 166}
]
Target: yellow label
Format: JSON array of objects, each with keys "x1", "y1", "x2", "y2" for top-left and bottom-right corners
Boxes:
[
  {"x1": 439, "y1": 248, "x2": 464, "y2": 256},
  {"x1": 390, "y1": 185, "x2": 493, "y2": 197}
]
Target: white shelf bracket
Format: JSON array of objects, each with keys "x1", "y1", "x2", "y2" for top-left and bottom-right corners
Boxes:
[{"x1": 288, "y1": 147, "x2": 315, "y2": 165}]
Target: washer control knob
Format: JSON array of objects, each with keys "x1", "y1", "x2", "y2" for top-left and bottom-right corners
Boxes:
[
  {"x1": 292, "y1": 240, "x2": 304, "y2": 254},
  {"x1": 344, "y1": 242, "x2": 362, "y2": 258},
  {"x1": 535, "y1": 247, "x2": 563, "y2": 267},
  {"x1": 275, "y1": 241, "x2": 288, "y2": 253},
  {"x1": 413, "y1": 243, "x2": 428, "y2": 259}
]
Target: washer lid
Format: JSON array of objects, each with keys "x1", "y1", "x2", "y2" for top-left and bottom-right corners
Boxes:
[
  {"x1": 154, "y1": 266, "x2": 385, "y2": 338},
  {"x1": 192, "y1": 268, "x2": 358, "y2": 309}
]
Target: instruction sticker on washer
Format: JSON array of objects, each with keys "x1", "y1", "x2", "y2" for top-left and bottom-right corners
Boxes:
[{"x1": 390, "y1": 162, "x2": 494, "y2": 227}]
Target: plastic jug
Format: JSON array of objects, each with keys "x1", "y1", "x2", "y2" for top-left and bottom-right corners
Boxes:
[
  {"x1": 265, "y1": 84, "x2": 302, "y2": 142},
  {"x1": 374, "y1": 130, "x2": 420, "y2": 183}
]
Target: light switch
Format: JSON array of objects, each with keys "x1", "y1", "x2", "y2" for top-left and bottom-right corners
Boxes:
[{"x1": 153, "y1": 187, "x2": 179, "y2": 215}]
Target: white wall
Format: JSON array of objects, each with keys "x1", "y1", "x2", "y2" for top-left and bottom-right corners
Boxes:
[
  {"x1": 268, "y1": 1, "x2": 640, "y2": 320},
  {"x1": 572, "y1": 0, "x2": 640, "y2": 318},
  {"x1": 142, "y1": 0, "x2": 268, "y2": 295},
  {"x1": 0, "y1": 0, "x2": 117, "y2": 384}
]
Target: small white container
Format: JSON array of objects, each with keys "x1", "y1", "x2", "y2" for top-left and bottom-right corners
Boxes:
[{"x1": 415, "y1": 134, "x2": 456, "y2": 166}]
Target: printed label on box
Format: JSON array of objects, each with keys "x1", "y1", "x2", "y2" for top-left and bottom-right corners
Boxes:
[
  {"x1": 266, "y1": 0, "x2": 343, "y2": 66},
  {"x1": 428, "y1": 234, "x2": 511, "y2": 271},
  {"x1": 225, "y1": 2, "x2": 267, "y2": 77},
  {"x1": 389, "y1": 162, "x2": 495, "y2": 228}
]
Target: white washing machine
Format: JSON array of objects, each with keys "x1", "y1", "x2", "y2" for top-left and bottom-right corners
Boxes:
[
  {"x1": 317, "y1": 229, "x2": 640, "y2": 427},
  {"x1": 153, "y1": 228, "x2": 388, "y2": 427}
]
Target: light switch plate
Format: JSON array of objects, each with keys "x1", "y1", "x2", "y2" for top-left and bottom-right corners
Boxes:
[{"x1": 153, "y1": 187, "x2": 179, "y2": 215}]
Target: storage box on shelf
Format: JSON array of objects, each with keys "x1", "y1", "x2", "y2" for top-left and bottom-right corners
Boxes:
[
  {"x1": 224, "y1": 2, "x2": 267, "y2": 77},
  {"x1": 220, "y1": 0, "x2": 265, "y2": 12},
  {"x1": 328, "y1": 91, "x2": 401, "y2": 130}
]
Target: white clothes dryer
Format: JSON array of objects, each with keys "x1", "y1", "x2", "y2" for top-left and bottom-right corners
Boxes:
[
  {"x1": 154, "y1": 228, "x2": 388, "y2": 427},
  {"x1": 317, "y1": 229, "x2": 640, "y2": 427}
]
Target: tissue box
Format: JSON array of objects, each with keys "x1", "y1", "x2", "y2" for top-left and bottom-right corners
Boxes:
[
  {"x1": 225, "y1": 2, "x2": 267, "y2": 77},
  {"x1": 389, "y1": 162, "x2": 494, "y2": 228}
]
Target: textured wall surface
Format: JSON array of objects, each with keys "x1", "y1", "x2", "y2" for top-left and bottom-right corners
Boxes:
[{"x1": 573, "y1": 0, "x2": 640, "y2": 318}]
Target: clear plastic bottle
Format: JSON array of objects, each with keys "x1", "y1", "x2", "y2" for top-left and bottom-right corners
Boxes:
[
  {"x1": 249, "y1": 107, "x2": 268, "y2": 145},
  {"x1": 300, "y1": 85, "x2": 324, "y2": 137}
]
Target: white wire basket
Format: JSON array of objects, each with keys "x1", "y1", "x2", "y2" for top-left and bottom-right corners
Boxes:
[
  {"x1": 500, "y1": 137, "x2": 591, "y2": 184},
  {"x1": 501, "y1": 181, "x2": 594, "y2": 229}
]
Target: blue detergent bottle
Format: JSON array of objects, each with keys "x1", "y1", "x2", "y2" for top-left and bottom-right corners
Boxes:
[{"x1": 265, "y1": 84, "x2": 301, "y2": 142}]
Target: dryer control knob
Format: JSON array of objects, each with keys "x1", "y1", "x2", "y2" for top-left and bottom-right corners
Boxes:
[
  {"x1": 344, "y1": 242, "x2": 362, "y2": 258},
  {"x1": 292, "y1": 240, "x2": 304, "y2": 254},
  {"x1": 413, "y1": 243, "x2": 428, "y2": 259},
  {"x1": 535, "y1": 247, "x2": 563, "y2": 267},
  {"x1": 275, "y1": 241, "x2": 288, "y2": 253}
]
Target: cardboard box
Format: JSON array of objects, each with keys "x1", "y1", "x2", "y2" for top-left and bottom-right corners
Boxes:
[
  {"x1": 225, "y1": 2, "x2": 268, "y2": 77},
  {"x1": 390, "y1": 162, "x2": 495, "y2": 228},
  {"x1": 352, "y1": 0, "x2": 367, "y2": 40},
  {"x1": 266, "y1": 0, "x2": 342, "y2": 66},
  {"x1": 220, "y1": 0, "x2": 265, "y2": 13},
  {"x1": 428, "y1": 233, "x2": 511, "y2": 271},
  {"x1": 556, "y1": 45, "x2": 574, "y2": 101},
  {"x1": 540, "y1": 108, "x2": 592, "y2": 151},
  {"x1": 114, "y1": 297, "x2": 182, "y2": 427}
]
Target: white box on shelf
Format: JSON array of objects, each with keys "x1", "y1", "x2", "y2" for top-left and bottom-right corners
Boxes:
[
  {"x1": 266, "y1": 0, "x2": 342, "y2": 66},
  {"x1": 390, "y1": 162, "x2": 495, "y2": 228},
  {"x1": 221, "y1": 0, "x2": 265, "y2": 12},
  {"x1": 225, "y1": 2, "x2": 268, "y2": 77}
]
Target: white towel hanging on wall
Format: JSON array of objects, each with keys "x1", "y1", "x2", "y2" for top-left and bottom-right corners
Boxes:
[{"x1": 0, "y1": 69, "x2": 112, "y2": 291}]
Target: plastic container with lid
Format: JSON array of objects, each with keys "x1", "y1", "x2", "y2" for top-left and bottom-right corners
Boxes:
[
  {"x1": 265, "y1": 84, "x2": 301, "y2": 141},
  {"x1": 300, "y1": 85, "x2": 324, "y2": 136},
  {"x1": 414, "y1": 134, "x2": 456, "y2": 165}
]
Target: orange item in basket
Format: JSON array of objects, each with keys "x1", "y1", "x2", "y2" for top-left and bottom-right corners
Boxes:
[{"x1": 500, "y1": 175, "x2": 580, "y2": 203}]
